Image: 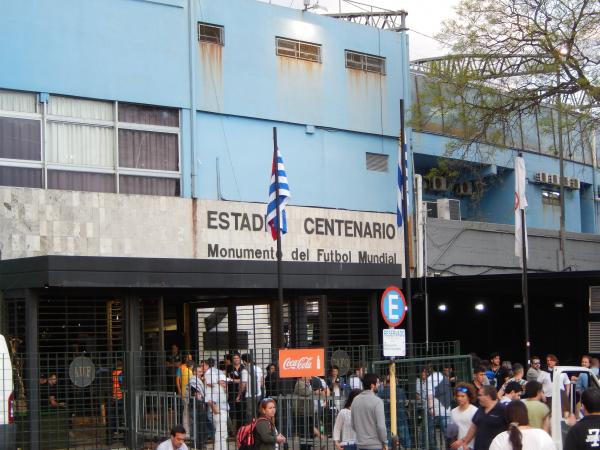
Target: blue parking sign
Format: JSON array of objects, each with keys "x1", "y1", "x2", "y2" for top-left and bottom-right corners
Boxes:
[{"x1": 380, "y1": 285, "x2": 407, "y2": 328}]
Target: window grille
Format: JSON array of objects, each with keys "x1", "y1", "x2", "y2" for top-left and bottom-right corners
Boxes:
[
  {"x1": 276, "y1": 37, "x2": 321, "y2": 63},
  {"x1": 345, "y1": 51, "x2": 386, "y2": 74},
  {"x1": 366, "y1": 153, "x2": 388, "y2": 172},
  {"x1": 198, "y1": 23, "x2": 224, "y2": 45},
  {"x1": 590, "y1": 322, "x2": 600, "y2": 353},
  {"x1": 590, "y1": 286, "x2": 600, "y2": 313}
]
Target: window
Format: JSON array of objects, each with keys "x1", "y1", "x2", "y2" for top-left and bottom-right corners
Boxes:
[
  {"x1": 345, "y1": 51, "x2": 386, "y2": 74},
  {"x1": 542, "y1": 189, "x2": 560, "y2": 206},
  {"x1": 0, "y1": 90, "x2": 181, "y2": 196},
  {"x1": 198, "y1": 23, "x2": 224, "y2": 45},
  {"x1": 276, "y1": 37, "x2": 321, "y2": 63},
  {"x1": 365, "y1": 153, "x2": 388, "y2": 172}
]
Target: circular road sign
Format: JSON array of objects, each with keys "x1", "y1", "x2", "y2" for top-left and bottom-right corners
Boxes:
[{"x1": 380, "y1": 285, "x2": 407, "y2": 328}]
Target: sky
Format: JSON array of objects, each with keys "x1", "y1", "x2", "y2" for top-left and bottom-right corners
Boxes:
[{"x1": 259, "y1": 0, "x2": 459, "y2": 60}]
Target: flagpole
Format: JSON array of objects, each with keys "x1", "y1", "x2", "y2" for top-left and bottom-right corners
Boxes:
[
  {"x1": 273, "y1": 127, "x2": 285, "y2": 349},
  {"x1": 519, "y1": 152, "x2": 531, "y2": 366},
  {"x1": 400, "y1": 99, "x2": 414, "y2": 352}
]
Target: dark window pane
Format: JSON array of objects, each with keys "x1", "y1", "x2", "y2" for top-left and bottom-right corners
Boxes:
[
  {"x1": 118, "y1": 129, "x2": 179, "y2": 171},
  {"x1": 0, "y1": 166, "x2": 42, "y2": 188},
  {"x1": 198, "y1": 23, "x2": 224, "y2": 45},
  {"x1": 0, "y1": 117, "x2": 41, "y2": 160},
  {"x1": 118, "y1": 103, "x2": 179, "y2": 127},
  {"x1": 48, "y1": 170, "x2": 115, "y2": 193},
  {"x1": 119, "y1": 175, "x2": 180, "y2": 196}
]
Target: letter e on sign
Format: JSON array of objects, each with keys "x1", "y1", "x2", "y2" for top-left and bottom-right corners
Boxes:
[
  {"x1": 279, "y1": 348, "x2": 325, "y2": 378},
  {"x1": 380, "y1": 285, "x2": 406, "y2": 327}
]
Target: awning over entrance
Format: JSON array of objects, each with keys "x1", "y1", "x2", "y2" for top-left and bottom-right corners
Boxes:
[{"x1": 0, "y1": 255, "x2": 403, "y2": 290}]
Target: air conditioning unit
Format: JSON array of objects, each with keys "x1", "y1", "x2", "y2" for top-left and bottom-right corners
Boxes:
[
  {"x1": 430, "y1": 176, "x2": 447, "y2": 191},
  {"x1": 534, "y1": 172, "x2": 550, "y2": 184},
  {"x1": 569, "y1": 178, "x2": 581, "y2": 190},
  {"x1": 424, "y1": 201, "x2": 438, "y2": 219},
  {"x1": 562, "y1": 176, "x2": 570, "y2": 187},
  {"x1": 455, "y1": 181, "x2": 473, "y2": 196},
  {"x1": 549, "y1": 174, "x2": 560, "y2": 186},
  {"x1": 437, "y1": 198, "x2": 461, "y2": 221}
]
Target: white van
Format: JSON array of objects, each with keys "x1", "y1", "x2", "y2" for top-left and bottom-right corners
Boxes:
[
  {"x1": 550, "y1": 366, "x2": 600, "y2": 449},
  {"x1": 0, "y1": 335, "x2": 15, "y2": 449}
]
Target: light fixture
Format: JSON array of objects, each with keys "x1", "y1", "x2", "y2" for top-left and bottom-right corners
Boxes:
[
  {"x1": 554, "y1": 302, "x2": 564, "y2": 308},
  {"x1": 475, "y1": 303, "x2": 485, "y2": 312},
  {"x1": 438, "y1": 304, "x2": 447, "y2": 312},
  {"x1": 513, "y1": 303, "x2": 523, "y2": 309}
]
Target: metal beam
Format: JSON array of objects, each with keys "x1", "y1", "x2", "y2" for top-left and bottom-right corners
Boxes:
[{"x1": 326, "y1": 10, "x2": 407, "y2": 31}]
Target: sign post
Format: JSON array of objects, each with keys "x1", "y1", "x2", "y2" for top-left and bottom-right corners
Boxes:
[{"x1": 380, "y1": 286, "x2": 407, "y2": 450}]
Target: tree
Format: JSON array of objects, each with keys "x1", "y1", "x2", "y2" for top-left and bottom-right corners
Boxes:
[{"x1": 411, "y1": 0, "x2": 599, "y2": 195}]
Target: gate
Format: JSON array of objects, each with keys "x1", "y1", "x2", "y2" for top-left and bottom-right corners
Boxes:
[{"x1": 9, "y1": 344, "x2": 471, "y2": 449}]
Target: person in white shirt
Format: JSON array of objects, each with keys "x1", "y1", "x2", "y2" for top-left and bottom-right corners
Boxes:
[
  {"x1": 156, "y1": 425, "x2": 188, "y2": 450},
  {"x1": 202, "y1": 358, "x2": 228, "y2": 450},
  {"x1": 348, "y1": 367, "x2": 364, "y2": 391},
  {"x1": 450, "y1": 383, "x2": 478, "y2": 449},
  {"x1": 489, "y1": 400, "x2": 555, "y2": 450},
  {"x1": 241, "y1": 354, "x2": 264, "y2": 421},
  {"x1": 333, "y1": 389, "x2": 361, "y2": 450},
  {"x1": 544, "y1": 354, "x2": 570, "y2": 414},
  {"x1": 186, "y1": 365, "x2": 209, "y2": 446}
]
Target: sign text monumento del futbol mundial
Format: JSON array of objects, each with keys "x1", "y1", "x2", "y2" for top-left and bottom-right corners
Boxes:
[{"x1": 204, "y1": 208, "x2": 400, "y2": 264}]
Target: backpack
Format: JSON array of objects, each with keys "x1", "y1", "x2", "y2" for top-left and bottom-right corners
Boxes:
[
  {"x1": 236, "y1": 417, "x2": 270, "y2": 450},
  {"x1": 434, "y1": 376, "x2": 453, "y2": 409}
]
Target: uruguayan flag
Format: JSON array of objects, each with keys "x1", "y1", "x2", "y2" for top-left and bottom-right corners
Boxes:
[{"x1": 267, "y1": 149, "x2": 291, "y2": 240}]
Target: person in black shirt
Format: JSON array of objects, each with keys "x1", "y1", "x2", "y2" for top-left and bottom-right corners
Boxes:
[
  {"x1": 450, "y1": 385, "x2": 506, "y2": 450},
  {"x1": 43, "y1": 373, "x2": 65, "y2": 411},
  {"x1": 264, "y1": 363, "x2": 279, "y2": 398},
  {"x1": 227, "y1": 352, "x2": 245, "y2": 432},
  {"x1": 565, "y1": 388, "x2": 600, "y2": 449}
]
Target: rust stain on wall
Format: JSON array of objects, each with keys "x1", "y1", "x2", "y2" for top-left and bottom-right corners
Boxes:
[
  {"x1": 199, "y1": 43, "x2": 223, "y2": 112},
  {"x1": 347, "y1": 69, "x2": 387, "y2": 130}
]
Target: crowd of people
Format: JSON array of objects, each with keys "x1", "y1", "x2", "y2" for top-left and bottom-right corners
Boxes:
[
  {"x1": 417, "y1": 352, "x2": 600, "y2": 449},
  {"x1": 158, "y1": 347, "x2": 600, "y2": 450}
]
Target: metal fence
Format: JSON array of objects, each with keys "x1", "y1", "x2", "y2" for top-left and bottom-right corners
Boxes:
[{"x1": 9, "y1": 343, "x2": 470, "y2": 450}]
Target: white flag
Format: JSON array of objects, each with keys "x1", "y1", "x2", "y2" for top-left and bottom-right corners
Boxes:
[{"x1": 514, "y1": 156, "x2": 528, "y2": 265}]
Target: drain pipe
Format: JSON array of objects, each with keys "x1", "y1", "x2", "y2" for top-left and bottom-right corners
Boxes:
[{"x1": 188, "y1": 0, "x2": 198, "y2": 198}]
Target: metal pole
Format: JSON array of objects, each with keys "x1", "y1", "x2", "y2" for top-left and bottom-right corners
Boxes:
[
  {"x1": 556, "y1": 68, "x2": 567, "y2": 270},
  {"x1": 521, "y1": 207, "x2": 531, "y2": 365},
  {"x1": 400, "y1": 99, "x2": 414, "y2": 351},
  {"x1": 423, "y1": 211, "x2": 430, "y2": 352},
  {"x1": 389, "y1": 359, "x2": 398, "y2": 449},
  {"x1": 273, "y1": 127, "x2": 285, "y2": 348}
]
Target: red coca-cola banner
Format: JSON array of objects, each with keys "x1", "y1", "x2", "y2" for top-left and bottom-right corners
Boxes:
[{"x1": 278, "y1": 348, "x2": 325, "y2": 378}]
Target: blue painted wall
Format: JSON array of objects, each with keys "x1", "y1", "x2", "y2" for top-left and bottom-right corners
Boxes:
[
  {"x1": 196, "y1": 112, "x2": 398, "y2": 211},
  {"x1": 412, "y1": 130, "x2": 599, "y2": 232},
  {"x1": 1, "y1": 0, "x2": 596, "y2": 233},
  {"x1": 195, "y1": 0, "x2": 405, "y2": 136},
  {"x1": 0, "y1": 0, "x2": 190, "y2": 107}
]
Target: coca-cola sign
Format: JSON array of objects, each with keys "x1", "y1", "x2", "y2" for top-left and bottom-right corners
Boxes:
[{"x1": 279, "y1": 348, "x2": 325, "y2": 378}]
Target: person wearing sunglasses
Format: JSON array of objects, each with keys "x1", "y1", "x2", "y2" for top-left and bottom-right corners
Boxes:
[{"x1": 449, "y1": 383, "x2": 477, "y2": 449}]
